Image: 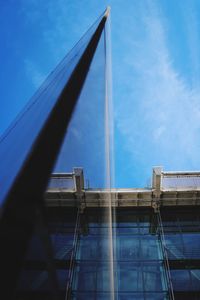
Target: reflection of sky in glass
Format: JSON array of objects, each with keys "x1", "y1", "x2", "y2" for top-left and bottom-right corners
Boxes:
[
  {"x1": 54, "y1": 29, "x2": 107, "y2": 188},
  {"x1": 72, "y1": 209, "x2": 168, "y2": 298},
  {"x1": 2, "y1": 1, "x2": 200, "y2": 189},
  {"x1": 0, "y1": 14, "x2": 107, "y2": 205}
]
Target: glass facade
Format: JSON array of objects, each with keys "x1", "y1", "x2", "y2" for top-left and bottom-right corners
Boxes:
[
  {"x1": 2, "y1": 5, "x2": 199, "y2": 299},
  {"x1": 0, "y1": 10, "x2": 112, "y2": 298},
  {"x1": 16, "y1": 207, "x2": 78, "y2": 300},
  {"x1": 160, "y1": 207, "x2": 200, "y2": 299},
  {"x1": 15, "y1": 205, "x2": 200, "y2": 299},
  {"x1": 0, "y1": 14, "x2": 101, "y2": 205},
  {"x1": 71, "y1": 208, "x2": 168, "y2": 299}
]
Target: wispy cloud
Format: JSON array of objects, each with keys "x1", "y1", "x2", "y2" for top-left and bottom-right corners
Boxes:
[
  {"x1": 115, "y1": 0, "x2": 200, "y2": 171},
  {"x1": 20, "y1": 0, "x2": 104, "y2": 61},
  {"x1": 20, "y1": 0, "x2": 106, "y2": 89},
  {"x1": 181, "y1": 1, "x2": 200, "y2": 87},
  {"x1": 20, "y1": 0, "x2": 82, "y2": 89},
  {"x1": 24, "y1": 59, "x2": 45, "y2": 89}
]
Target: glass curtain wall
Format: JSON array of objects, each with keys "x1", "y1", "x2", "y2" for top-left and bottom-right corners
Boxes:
[
  {"x1": 0, "y1": 11, "x2": 106, "y2": 205},
  {"x1": 15, "y1": 201, "x2": 200, "y2": 300},
  {"x1": 71, "y1": 208, "x2": 169, "y2": 300},
  {"x1": 160, "y1": 207, "x2": 200, "y2": 300},
  {"x1": 10, "y1": 9, "x2": 114, "y2": 300},
  {"x1": 16, "y1": 208, "x2": 78, "y2": 300}
]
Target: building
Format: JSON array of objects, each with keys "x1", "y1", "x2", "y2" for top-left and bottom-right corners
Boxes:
[
  {"x1": 16, "y1": 167, "x2": 200, "y2": 300},
  {"x1": 1, "y1": 8, "x2": 200, "y2": 300},
  {"x1": 0, "y1": 8, "x2": 111, "y2": 299}
]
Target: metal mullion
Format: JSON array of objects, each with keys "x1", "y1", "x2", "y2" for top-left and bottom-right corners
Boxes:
[
  {"x1": 157, "y1": 210, "x2": 175, "y2": 300},
  {"x1": 66, "y1": 208, "x2": 80, "y2": 299}
]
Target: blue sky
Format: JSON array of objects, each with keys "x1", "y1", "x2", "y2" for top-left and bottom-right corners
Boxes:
[{"x1": 1, "y1": 0, "x2": 200, "y2": 188}]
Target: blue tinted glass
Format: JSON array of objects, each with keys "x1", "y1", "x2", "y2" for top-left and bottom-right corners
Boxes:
[
  {"x1": 117, "y1": 235, "x2": 160, "y2": 260},
  {"x1": 119, "y1": 293, "x2": 168, "y2": 300},
  {"x1": 71, "y1": 292, "x2": 114, "y2": 300},
  {"x1": 0, "y1": 12, "x2": 105, "y2": 204},
  {"x1": 165, "y1": 233, "x2": 200, "y2": 260},
  {"x1": 73, "y1": 210, "x2": 168, "y2": 297},
  {"x1": 53, "y1": 26, "x2": 107, "y2": 188},
  {"x1": 71, "y1": 292, "x2": 168, "y2": 300},
  {"x1": 72, "y1": 263, "x2": 112, "y2": 292},
  {"x1": 171, "y1": 270, "x2": 192, "y2": 291},
  {"x1": 51, "y1": 233, "x2": 74, "y2": 260},
  {"x1": 78, "y1": 236, "x2": 111, "y2": 261},
  {"x1": 118, "y1": 262, "x2": 166, "y2": 292}
]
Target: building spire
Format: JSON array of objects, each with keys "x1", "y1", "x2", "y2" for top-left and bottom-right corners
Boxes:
[{"x1": 105, "y1": 6, "x2": 111, "y2": 18}]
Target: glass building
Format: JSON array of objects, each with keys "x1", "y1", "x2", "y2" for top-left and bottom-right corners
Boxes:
[
  {"x1": 0, "y1": 8, "x2": 200, "y2": 300},
  {"x1": 15, "y1": 168, "x2": 200, "y2": 299},
  {"x1": 0, "y1": 9, "x2": 112, "y2": 298}
]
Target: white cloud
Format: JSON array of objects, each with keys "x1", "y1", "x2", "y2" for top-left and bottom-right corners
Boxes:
[
  {"x1": 115, "y1": 0, "x2": 200, "y2": 170},
  {"x1": 20, "y1": 0, "x2": 103, "y2": 62},
  {"x1": 153, "y1": 125, "x2": 166, "y2": 141},
  {"x1": 20, "y1": 0, "x2": 106, "y2": 91},
  {"x1": 24, "y1": 59, "x2": 45, "y2": 88},
  {"x1": 24, "y1": 59, "x2": 46, "y2": 89}
]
